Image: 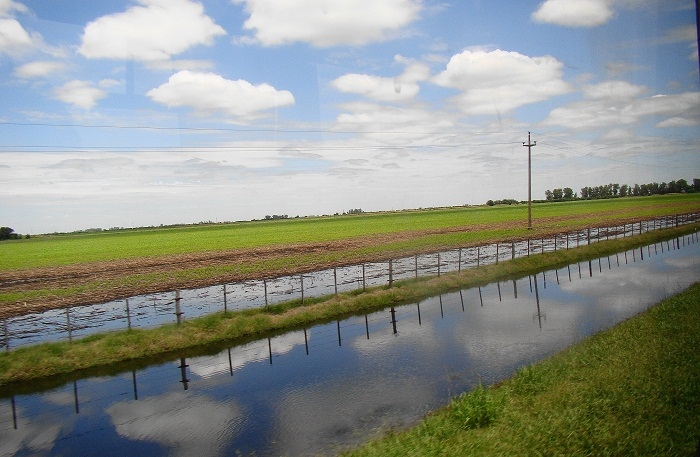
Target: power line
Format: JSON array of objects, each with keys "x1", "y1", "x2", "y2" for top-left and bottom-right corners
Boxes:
[{"x1": 0, "y1": 120, "x2": 525, "y2": 138}]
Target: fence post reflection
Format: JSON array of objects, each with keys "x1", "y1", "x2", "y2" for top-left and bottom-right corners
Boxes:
[
  {"x1": 228, "y1": 348, "x2": 234, "y2": 375},
  {"x1": 73, "y1": 381, "x2": 79, "y2": 413},
  {"x1": 179, "y1": 358, "x2": 190, "y2": 389},
  {"x1": 11, "y1": 396, "x2": 18, "y2": 429},
  {"x1": 132, "y1": 370, "x2": 138, "y2": 400},
  {"x1": 533, "y1": 274, "x2": 544, "y2": 330}
]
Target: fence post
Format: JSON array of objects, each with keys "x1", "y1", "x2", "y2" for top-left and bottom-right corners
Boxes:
[
  {"x1": 66, "y1": 308, "x2": 73, "y2": 342},
  {"x1": 264, "y1": 279, "x2": 268, "y2": 308},
  {"x1": 496, "y1": 242, "x2": 500, "y2": 263},
  {"x1": 223, "y1": 285, "x2": 227, "y2": 314},
  {"x1": 415, "y1": 255, "x2": 419, "y2": 278},
  {"x1": 3, "y1": 319, "x2": 9, "y2": 352},
  {"x1": 477, "y1": 245, "x2": 481, "y2": 267},
  {"x1": 587, "y1": 228, "x2": 591, "y2": 245},
  {"x1": 388, "y1": 259, "x2": 394, "y2": 287},
  {"x1": 334, "y1": 267, "x2": 338, "y2": 295},
  {"x1": 174, "y1": 290, "x2": 183, "y2": 325},
  {"x1": 458, "y1": 248, "x2": 462, "y2": 271},
  {"x1": 511, "y1": 241, "x2": 515, "y2": 259},
  {"x1": 125, "y1": 299, "x2": 132, "y2": 329},
  {"x1": 300, "y1": 275, "x2": 305, "y2": 304},
  {"x1": 362, "y1": 264, "x2": 366, "y2": 291}
]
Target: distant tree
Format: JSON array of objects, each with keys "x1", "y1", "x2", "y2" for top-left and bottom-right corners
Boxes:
[
  {"x1": 486, "y1": 199, "x2": 495, "y2": 206},
  {"x1": 563, "y1": 187, "x2": 574, "y2": 199},
  {"x1": 620, "y1": 184, "x2": 629, "y2": 197},
  {"x1": 693, "y1": 178, "x2": 700, "y2": 192},
  {"x1": 544, "y1": 190, "x2": 553, "y2": 201},
  {"x1": 552, "y1": 188, "x2": 563, "y2": 200},
  {"x1": 0, "y1": 227, "x2": 19, "y2": 241},
  {"x1": 612, "y1": 183, "x2": 620, "y2": 197}
]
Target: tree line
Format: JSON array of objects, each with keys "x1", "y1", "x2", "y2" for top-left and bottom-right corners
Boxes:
[
  {"x1": 545, "y1": 178, "x2": 699, "y2": 201},
  {"x1": 0, "y1": 227, "x2": 29, "y2": 241}
]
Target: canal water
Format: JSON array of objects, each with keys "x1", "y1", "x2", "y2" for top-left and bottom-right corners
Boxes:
[{"x1": 1, "y1": 235, "x2": 698, "y2": 456}]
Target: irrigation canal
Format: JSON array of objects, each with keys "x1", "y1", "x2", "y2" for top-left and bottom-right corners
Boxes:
[{"x1": 1, "y1": 234, "x2": 699, "y2": 456}]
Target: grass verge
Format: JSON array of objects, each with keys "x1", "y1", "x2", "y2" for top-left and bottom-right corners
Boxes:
[
  {"x1": 0, "y1": 224, "x2": 697, "y2": 388},
  {"x1": 341, "y1": 283, "x2": 700, "y2": 457}
]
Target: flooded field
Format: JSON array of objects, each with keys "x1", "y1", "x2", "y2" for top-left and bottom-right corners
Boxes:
[
  {"x1": 1, "y1": 234, "x2": 698, "y2": 456},
  {"x1": 2, "y1": 215, "x2": 696, "y2": 350}
]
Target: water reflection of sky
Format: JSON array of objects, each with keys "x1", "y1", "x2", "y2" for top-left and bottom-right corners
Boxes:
[{"x1": 1, "y1": 237, "x2": 698, "y2": 457}]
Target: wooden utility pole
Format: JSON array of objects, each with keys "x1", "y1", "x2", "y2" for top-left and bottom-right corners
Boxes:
[{"x1": 523, "y1": 132, "x2": 537, "y2": 229}]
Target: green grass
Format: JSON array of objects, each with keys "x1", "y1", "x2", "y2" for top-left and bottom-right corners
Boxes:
[
  {"x1": 0, "y1": 223, "x2": 696, "y2": 387},
  {"x1": 1, "y1": 194, "x2": 698, "y2": 270},
  {"x1": 342, "y1": 282, "x2": 700, "y2": 457}
]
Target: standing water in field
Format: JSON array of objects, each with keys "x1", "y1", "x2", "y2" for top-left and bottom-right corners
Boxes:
[{"x1": 1, "y1": 235, "x2": 698, "y2": 456}]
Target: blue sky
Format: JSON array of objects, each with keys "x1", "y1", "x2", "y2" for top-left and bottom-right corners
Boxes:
[{"x1": 0, "y1": 0, "x2": 698, "y2": 234}]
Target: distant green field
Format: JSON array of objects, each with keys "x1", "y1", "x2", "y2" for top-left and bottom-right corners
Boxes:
[{"x1": 1, "y1": 194, "x2": 699, "y2": 271}]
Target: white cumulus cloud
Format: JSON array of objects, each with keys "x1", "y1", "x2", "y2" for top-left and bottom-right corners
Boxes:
[
  {"x1": 331, "y1": 56, "x2": 430, "y2": 102},
  {"x1": 79, "y1": 0, "x2": 226, "y2": 61},
  {"x1": 544, "y1": 80, "x2": 700, "y2": 130},
  {"x1": 0, "y1": 0, "x2": 27, "y2": 17},
  {"x1": 432, "y1": 49, "x2": 571, "y2": 115},
  {"x1": 14, "y1": 60, "x2": 65, "y2": 78},
  {"x1": 0, "y1": 17, "x2": 32, "y2": 55},
  {"x1": 532, "y1": 0, "x2": 614, "y2": 27},
  {"x1": 233, "y1": 0, "x2": 422, "y2": 47},
  {"x1": 53, "y1": 80, "x2": 107, "y2": 109},
  {"x1": 147, "y1": 70, "x2": 295, "y2": 122}
]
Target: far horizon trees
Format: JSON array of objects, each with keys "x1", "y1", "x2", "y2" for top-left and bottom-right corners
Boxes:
[
  {"x1": 545, "y1": 178, "x2": 698, "y2": 202},
  {"x1": 0, "y1": 227, "x2": 25, "y2": 240}
]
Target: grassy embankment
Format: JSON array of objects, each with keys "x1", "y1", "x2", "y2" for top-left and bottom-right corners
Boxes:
[
  {"x1": 0, "y1": 221, "x2": 697, "y2": 388},
  {"x1": 342, "y1": 283, "x2": 700, "y2": 457},
  {"x1": 1, "y1": 194, "x2": 699, "y2": 312}
]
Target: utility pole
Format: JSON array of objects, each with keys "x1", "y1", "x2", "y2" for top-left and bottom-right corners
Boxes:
[{"x1": 523, "y1": 132, "x2": 536, "y2": 229}]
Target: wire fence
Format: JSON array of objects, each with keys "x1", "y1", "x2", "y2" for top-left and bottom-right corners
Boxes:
[{"x1": 2, "y1": 212, "x2": 698, "y2": 351}]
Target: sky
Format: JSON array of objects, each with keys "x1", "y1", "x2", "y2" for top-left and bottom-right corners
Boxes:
[{"x1": 0, "y1": 0, "x2": 698, "y2": 234}]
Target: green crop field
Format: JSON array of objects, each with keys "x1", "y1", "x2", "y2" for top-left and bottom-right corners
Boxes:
[{"x1": 2, "y1": 194, "x2": 699, "y2": 271}]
